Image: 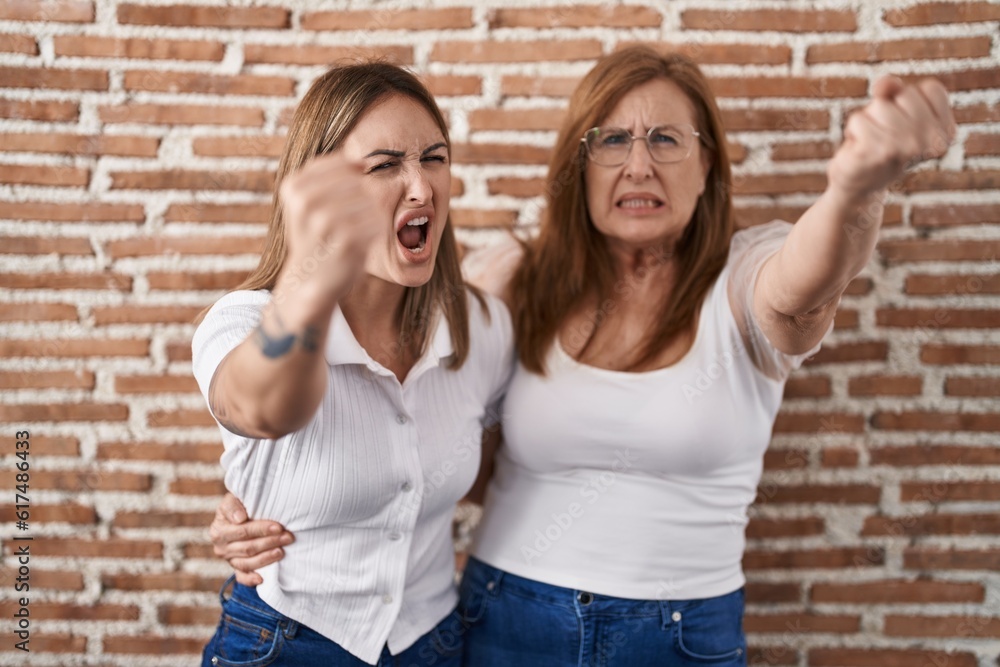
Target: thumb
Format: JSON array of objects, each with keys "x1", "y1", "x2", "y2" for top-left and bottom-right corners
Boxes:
[
  {"x1": 222, "y1": 492, "x2": 247, "y2": 523},
  {"x1": 872, "y1": 75, "x2": 905, "y2": 101}
]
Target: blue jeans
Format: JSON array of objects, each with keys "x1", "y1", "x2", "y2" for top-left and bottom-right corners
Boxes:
[
  {"x1": 201, "y1": 576, "x2": 462, "y2": 667},
  {"x1": 457, "y1": 557, "x2": 747, "y2": 666}
]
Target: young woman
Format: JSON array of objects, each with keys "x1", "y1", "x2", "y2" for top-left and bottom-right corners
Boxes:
[
  {"x1": 209, "y1": 48, "x2": 954, "y2": 666},
  {"x1": 193, "y1": 62, "x2": 513, "y2": 667}
]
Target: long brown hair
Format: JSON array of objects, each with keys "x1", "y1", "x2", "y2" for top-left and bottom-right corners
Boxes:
[
  {"x1": 511, "y1": 46, "x2": 733, "y2": 373},
  {"x1": 220, "y1": 61, "x2": 479, "y2": 368}
]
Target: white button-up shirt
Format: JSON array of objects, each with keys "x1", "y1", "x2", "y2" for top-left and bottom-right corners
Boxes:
[{"x1": 192, "y1": 289, "x2": 513, "y2": 664}]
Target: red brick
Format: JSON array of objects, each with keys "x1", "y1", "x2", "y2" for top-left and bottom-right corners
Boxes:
[
  {"x1": 808, "y1": 37, "x2": 991, "y2": 64},
  {"x1": 31, "y1": 435, "x2": 81, "y2": 457},
  {"x1": 884, "y1": 614, "x2": 1000, "y2": 638},
  {"x1": 164, "y1": 202, "x2": 268, "y2": 224},
  {"x1": 302, "y1": 8, "x2": 473, "y2": 31},
  {"x1": 0, "y1": 503, "x2": 94, "y2": 523},
  {"x1": 747, "y1": 645, "x2": 798, "y2": 666},
  {"x1": 24, "y1": 634, "x2": 86, "y2": 653},
  {"x1": 0, "y1": 271, "x2": 131, "y2": 290},
  {"x1": 92, "y1": 305, "x2": 203, "y2": 325},
  {"x1": 710, "y1": 77, "x2": 868, "y2": 99},
  {"x1": 904, "y1": 547, "x2": 1000, "y2": 570},
  {"x1": 617, "y1": 41, "x2": 791, "y2": 66},
  {"x1": 0, "y1": 164, "x2": 89, "y2": 187},
  {"x1": 0, "y1": 98, "x2": 78, "y2": 121},
  {"x1": 900, "y1": 481, "x2": 1000, "y2": 502},
  {"x1": 147, "y1": 270, "x2": 247, "y2": 290},
  {"x1": 756, "y1": 483, "x2": 879, "y2": 505},
  {"x1": 848, "y1": 375, "x2": 922, "y2": 396},
  {"x1": 872, "y1": 444, "x2": 1000, "y2": 467},
  {"x1": 746, "y1": 583, "x2": 801, "y2": 604},
  {"x1": 123, "y1": 70, "x2": 294, "y2": 96},
  {"x1": 681, "y1": 9, "x2": 857, "y2": 32},
  {"x1": 744, "y1": 547, "x2": 883, "y2": 570},
  {"x1": 902, "y1": 169, "x2": 1000, "y2": 192},
  {"x1": 922, "y1": 344, "x2": 1000, "y2": 364},
  {"x1": 863, "y1": 513, "x2": 1000, "y2": 536},
  {"x1": 783, "y1": 376, "x2": 831, "y2": 399},
  {"x1": 0, "y1": 370, "x2": 94, "y2": 390},
  {"x1": 811, "y1": 579, "x2": 984, "y2": 603},
  {"x1": 0, "y1": 338, "x2": 148, "y2": 358},
  {"x1": 453, "y1": 143, "x2": 551, "y2": 165},
  {"x1": 876, "y1": 308, "x2": 1000, "y2": 328},
  {"x1": 113, "y1": 510, "x2": 213, "y2": 529},
  {"x1": 905, "y1": 273, "x2": 1000, "y2": 295},
  {"x1": 53, "y1": 35, "x2": 224, "y2": 61},
  {"x1": 0, "y1": 303, "x2": 78, "y2": 321},
  {"x1": 0, "y1": 1, "x2": 93, "y2": 22},
  {"x1": 733, "y1": 173, "x2": 827, "y2": 196},
  {"x1": 148, "y1": 408, "x2": 215, "y2": 428},
  {"x1": 0, "y1": 568, "x2": 82, "y2": 590},
  {"x1": 103, "y1": 635, "x2": 206, "y2": 655},
  {"x1": 422, "y1": 74, "x2": 482, "y2": 97},
  {"x1": 763, "y1": 448, "x2": 809, "y2": 471},
  {"x1": 723, "y1": 108, "x2": 830, "y2": 132},
  {"x1": 884, "y1": 2, "x2": 1000, "y2": 26},
  {"x1": 0, "y1": 33, "x2": 37, "y2": 54},
  {"x1": 159, "y1": 604, "x2": 220, "y2": 625},
  {"x1": 0, "y1": 601, "x2": 137, "y2": 621},
  {"x1": 432, "y1": 39, "x2": 602, "y2": 63},
  {"x1": 2, "y1": 236, "x2": 92, "y2": 255},
  {"x1": 878, "y1": 239, "x2": 1000, "y2": 263},
  {"x1": 956, "y1": 102, "x2": 1000, "y2": 124},
  {"x1": 105, "y1": 236, "x2": 264, "y2": 258},
  {"x1": 192, "y1": 134, "x2": 285, "y2": 159},
  {"x1": 0, "y1": 201, "x2": 145, "y2": 222},
  {"x1": 0, "y1": 66, "x2": 106, "y2": 90},
  {"x1": 97, "y1": 441, "x2": 222, "y2": 463},
  {"x1": 745, "y1": 612, "x2": 860, "y2": 633},
  {"x1": 170, "y1": 477, "x2": 226, "y2": 495},
  {"x1": 771, "y1": 140, "x2": 835, "y2": 161},
  {"x1": 844, "y1": 277, "x2": 874, "y2": 296},
  {"x1": 115, "y1": 374, "x2": 198, "y2": 394},
  {"x1": 117, "y1": 3, "x2": 288, "y2": 28},
  {"x1": 966, "y1": 132, "x2": 1000, "y2": 157},
  {"x1": 773, "y1": 412, "x2": 865, "y2": 433},
  {"x1": 873, "y1": 411, "x2": 1000, "y2": 432},
  {"x1": 99, "y1": 103, "x2": 264, "y2": 126},
  {"x1": 809, "y1": 648, "x2": 976, "y2": 667},
  {"x1": 0, "y1": 402, "x2": 127, "y2": 422},
  {"x1": 110, "y1": 169, "x2": 273, "y2": 192},
  {"x1": 244, "y1": 43, "x2": 412, "y2": 66},
  {"x1": 451, "y1": 209, "x2": 519, "y2": 229},
  {"x1": 488, "y1": 177, "x2": 545, "y2": 198},
  {"x1": 13, "y1": 537, "x2": 161, "y2": 560},
  {"x1": 912, "y1": 203, "x2": 999, "y2": 228},
  {"x1": 945, "y1": 376, "x2": 1000, "y2": 396},
  {"x1": 468, "y1": 108, "x2": 567, "y2": 132},
  {"x1": 502, "y1": 75, "x2": 579, "y2": 97},
  {"x1": 166, "y1": 342, "x2": 193, "y2": 361},
  {"x1": 901, "y1": 67, "x2": 1000, "y2": 93},
  {"x1": 102, "y1": 572, "x2": 224, "y2": 592},
  {"x1": 491, "y1": 5, "x2": 660, "y2": 28},
  {"x1": 0, "y1": 469, "x2": 150, "y2": 492},
  {"x1": 746, "y1": 517, "x2": 824, "y2": 539},
  {"x1": 822, "y1": 447, "x2": 860, "y2": 468}
]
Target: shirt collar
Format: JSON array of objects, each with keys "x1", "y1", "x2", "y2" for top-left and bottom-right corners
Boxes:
[{"x1": 324, "y1": 305, "x2": 454, "y2": 377}]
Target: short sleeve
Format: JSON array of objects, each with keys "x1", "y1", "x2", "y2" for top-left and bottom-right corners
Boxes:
[
  {"x1": 461, "y1": 235, "x2": 524, "y2": 302},
  {"x1": 191, "y1": 290, "x2": 271, "y2": 424},
  {"x1": 726, "y1": 220, "x2": 831, "y2": 381}
]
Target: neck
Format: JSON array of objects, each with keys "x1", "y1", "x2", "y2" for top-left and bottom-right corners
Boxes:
[
  {"x1": 338, "y1": 273, "x2": 407, "y2": 339},
  {"x1": 605, "y1": 236, "x2": 678, "y2": 283}
]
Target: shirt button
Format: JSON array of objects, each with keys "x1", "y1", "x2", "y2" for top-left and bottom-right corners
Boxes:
[
  {"x1": 401, "y1": 481, "x2": 413, "y2": 492},
  {"x1": 395, "y1": 414, "x2": 407, "y2": 425},
  {"x1": 382, "y1": 594, "x2": 393, "y2": 605}
]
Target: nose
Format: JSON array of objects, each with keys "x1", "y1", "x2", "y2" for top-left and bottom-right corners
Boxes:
[
  {"x1": 405, "y1": 163, "x2": 433, "y2": 204},
  {"x1": 623, "y1": 138, "x2": 654, "y2": 181}
]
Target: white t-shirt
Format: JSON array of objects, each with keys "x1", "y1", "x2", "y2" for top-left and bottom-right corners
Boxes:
[
  {"x1": 468, "y1": 220, "x2": 826, "y2": 600},
  {"x1": 192, "y1": 289, "x2": 513, "y2": 664}
]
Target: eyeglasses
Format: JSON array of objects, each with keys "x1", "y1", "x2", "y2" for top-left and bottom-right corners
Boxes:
[{"x1": 580, "y1": 124, "x2": 701, "y2": 167}]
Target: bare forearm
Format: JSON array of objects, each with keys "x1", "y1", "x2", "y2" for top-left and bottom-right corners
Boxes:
[
  {"x1": 210, "y1": 283, "x2": 336, "y2": 439},
  {"x1": 764, "y1": 186, "x2": 885, "y2": 316}
]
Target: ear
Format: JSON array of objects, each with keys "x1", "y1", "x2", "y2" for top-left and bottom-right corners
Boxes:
[{"x1": 697, "y1": 147, "x2": 713, "y2": 196}]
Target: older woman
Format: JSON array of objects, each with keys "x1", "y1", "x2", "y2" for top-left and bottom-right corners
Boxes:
[
  {"x1": 210, "y1": 47, "x2": 954, "y2": 666},
  {"x1": 193, "y1": 62, "x2": 513, "y2": 667}
]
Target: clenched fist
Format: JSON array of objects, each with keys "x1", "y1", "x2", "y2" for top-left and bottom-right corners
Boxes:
[
  {"x1": 276, "y1": 153, "x2": 381, "y2": 305},
  {"x1": 828, "y1": 75, "x2": 956, "y2": 201}
]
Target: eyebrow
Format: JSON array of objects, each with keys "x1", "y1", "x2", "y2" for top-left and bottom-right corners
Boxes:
[{"x1": 364, "y1": 142, "x2": 448, "y2": 159}]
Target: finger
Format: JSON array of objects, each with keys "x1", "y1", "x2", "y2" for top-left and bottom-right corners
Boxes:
[
  {"x1": 211, "y1": 518, "x2": 286, "y2": 547},
  {"x1": 234, "y1": 570, "x2": 263, "y2": 587},
  {"x1": 220, "y1": 492, "x2": 247, "y2": 524},
  {"x1": 892, "y1": 85, "x2": 949, "y2": 158},
  {"x1": 872, "y1": 75, "x2": 905, "y2": 101},
  {"x1": 230, "y1": 548, "x2": 285, "y2": 573},
  {"x1": 917, "y1": 78, "x2": 956, "y2": 136},
  {"x1": 861, "y1": 98, "x2": 914, "y2": 135},
  {"x1": 214, "y1": 531, "x2": 293, "y2": 560}
]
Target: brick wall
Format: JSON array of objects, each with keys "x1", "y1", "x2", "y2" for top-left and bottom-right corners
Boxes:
[{"x1": 0, "y1": 0, "x2": 998, "y2": 664}]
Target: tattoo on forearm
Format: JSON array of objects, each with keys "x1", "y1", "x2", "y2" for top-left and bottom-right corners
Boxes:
[
  {"x1": 209, "y1": 354, "x2": 257, "y2": 439},
  {"x1": 254, "y1": 308, "x2": 320, "y2": 358}
]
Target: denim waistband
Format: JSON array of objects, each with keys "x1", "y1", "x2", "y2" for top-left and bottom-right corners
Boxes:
[{"x1": 218, "y1": 575, "x2": 301, "y2": 637}]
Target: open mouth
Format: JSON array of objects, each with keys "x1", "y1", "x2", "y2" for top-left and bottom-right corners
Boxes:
[
  {"x1": 396, "y1": 215, "x2": 430, "y2": 255},
  {"x1": 616, "y1": 196, "x2": 664, "y2": 211}
]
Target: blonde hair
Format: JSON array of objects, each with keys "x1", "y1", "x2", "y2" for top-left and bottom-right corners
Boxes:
[
  {"x1": 511, "y1": 46, "x2": 734, "y2": 373},
  {"x1": 215, "y1": 61, "x2": 479, "y2": 368}
]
